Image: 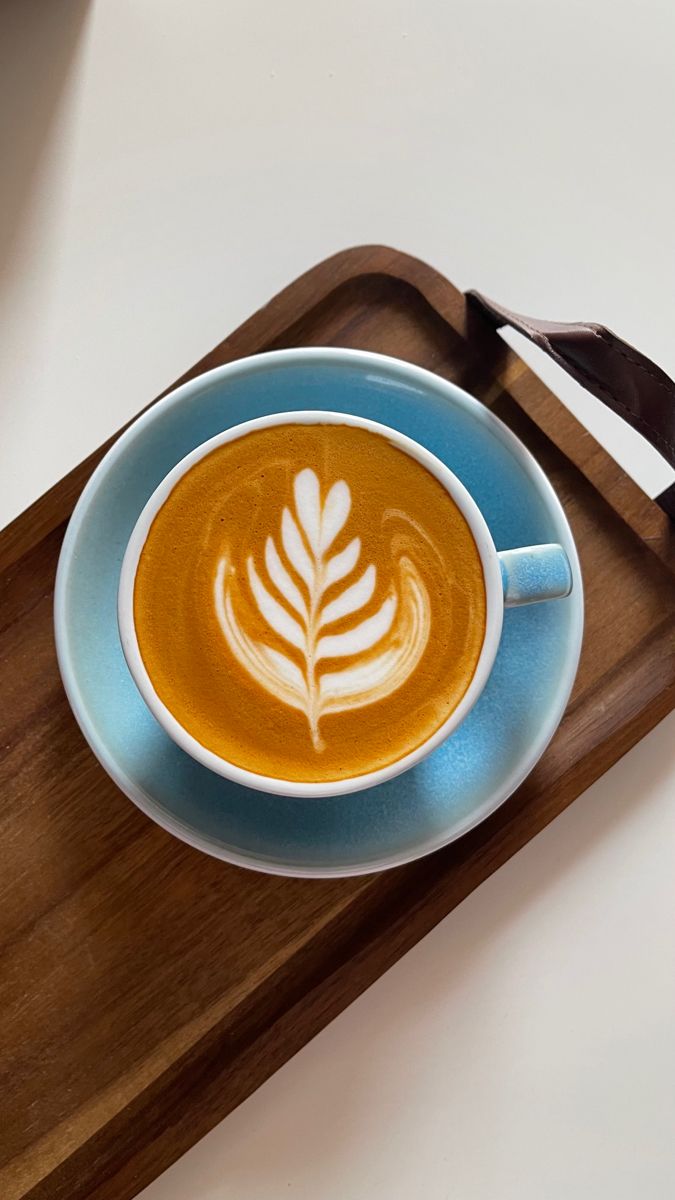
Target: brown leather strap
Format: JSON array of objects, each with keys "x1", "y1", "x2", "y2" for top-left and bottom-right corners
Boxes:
[{"x1": 466, "y1": 290, "x2": 675, "y2": 518}]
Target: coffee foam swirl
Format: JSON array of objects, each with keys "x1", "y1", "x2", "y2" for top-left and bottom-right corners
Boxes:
[
  {"x1": 133, "y1": 423, "x2": 487, "y2": 784},
  {"x1": 214, "y1": 468, "x2": 430, "y2": 750}
]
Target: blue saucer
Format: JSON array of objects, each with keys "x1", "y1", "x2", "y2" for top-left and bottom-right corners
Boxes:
[{"x1": 55, "y1": 350, "x2": 583, "y2": 877}]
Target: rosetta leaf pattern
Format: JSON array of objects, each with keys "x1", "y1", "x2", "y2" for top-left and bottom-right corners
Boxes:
[{"x1": 214, "y1": 468, "x2": 430, "y2": 751}]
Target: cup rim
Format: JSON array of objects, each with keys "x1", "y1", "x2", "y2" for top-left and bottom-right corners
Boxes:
[{"x1": 117, "y1": 408, "x2": 504, "y2": 798}]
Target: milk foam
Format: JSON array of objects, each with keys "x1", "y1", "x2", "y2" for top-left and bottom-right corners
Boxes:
[{"x1": 214, "y1": 468, "x2": 431, "y2": 750}]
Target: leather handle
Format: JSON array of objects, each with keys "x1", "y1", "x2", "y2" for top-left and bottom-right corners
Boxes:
[{"x1": 466, "y1": 290, "x2": 675, "y2": 518}]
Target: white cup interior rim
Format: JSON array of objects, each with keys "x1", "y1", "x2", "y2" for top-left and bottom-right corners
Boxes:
[{"x1": 117, "y1": 409, "x2": 505, "y2": 798}]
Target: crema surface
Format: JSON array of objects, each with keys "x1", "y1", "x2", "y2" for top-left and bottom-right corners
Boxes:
[{"x1": 134, "y1": 424, "x2": 487, "y2": 782}]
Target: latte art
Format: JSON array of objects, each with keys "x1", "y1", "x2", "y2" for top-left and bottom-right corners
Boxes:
[
  {"x1": 133, "y1": 423, "x2": 487, "y2": 783},
  {"x1": 213, "y1": 468, "x2": 431, "y2": 750}
]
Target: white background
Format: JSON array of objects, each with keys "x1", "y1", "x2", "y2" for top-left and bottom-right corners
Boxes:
[{"x1": 2, "y1": 2, "x2": 674, "y2": 1197}]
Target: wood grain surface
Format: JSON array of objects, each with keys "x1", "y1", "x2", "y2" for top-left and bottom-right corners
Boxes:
[{"x1": 1, "y1": 246, "x2": 674, "y2": 1200}]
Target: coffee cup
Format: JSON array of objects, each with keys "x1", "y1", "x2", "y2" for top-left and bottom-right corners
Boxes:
[{"x1": 118, "y1": 410, "x2": 572, "y2": 798}]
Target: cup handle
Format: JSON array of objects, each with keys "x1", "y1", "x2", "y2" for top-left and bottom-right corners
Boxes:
[{"x1": 497, "y1": 544, "x2": 573, "y2": 608}]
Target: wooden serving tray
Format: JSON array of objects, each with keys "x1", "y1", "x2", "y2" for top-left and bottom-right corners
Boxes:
[{"x1": 1, "y1": 247, "x2": 674, "y2": 1200}]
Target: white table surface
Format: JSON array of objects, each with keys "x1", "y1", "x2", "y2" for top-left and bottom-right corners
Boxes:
[{"x1": 2, "y1": 2, "x2": 674, "y2": 1196}]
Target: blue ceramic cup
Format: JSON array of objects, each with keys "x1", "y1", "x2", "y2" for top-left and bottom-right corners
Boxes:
[{"x1": 118, "y1": 410, "x2": 572, "y2": 800}]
